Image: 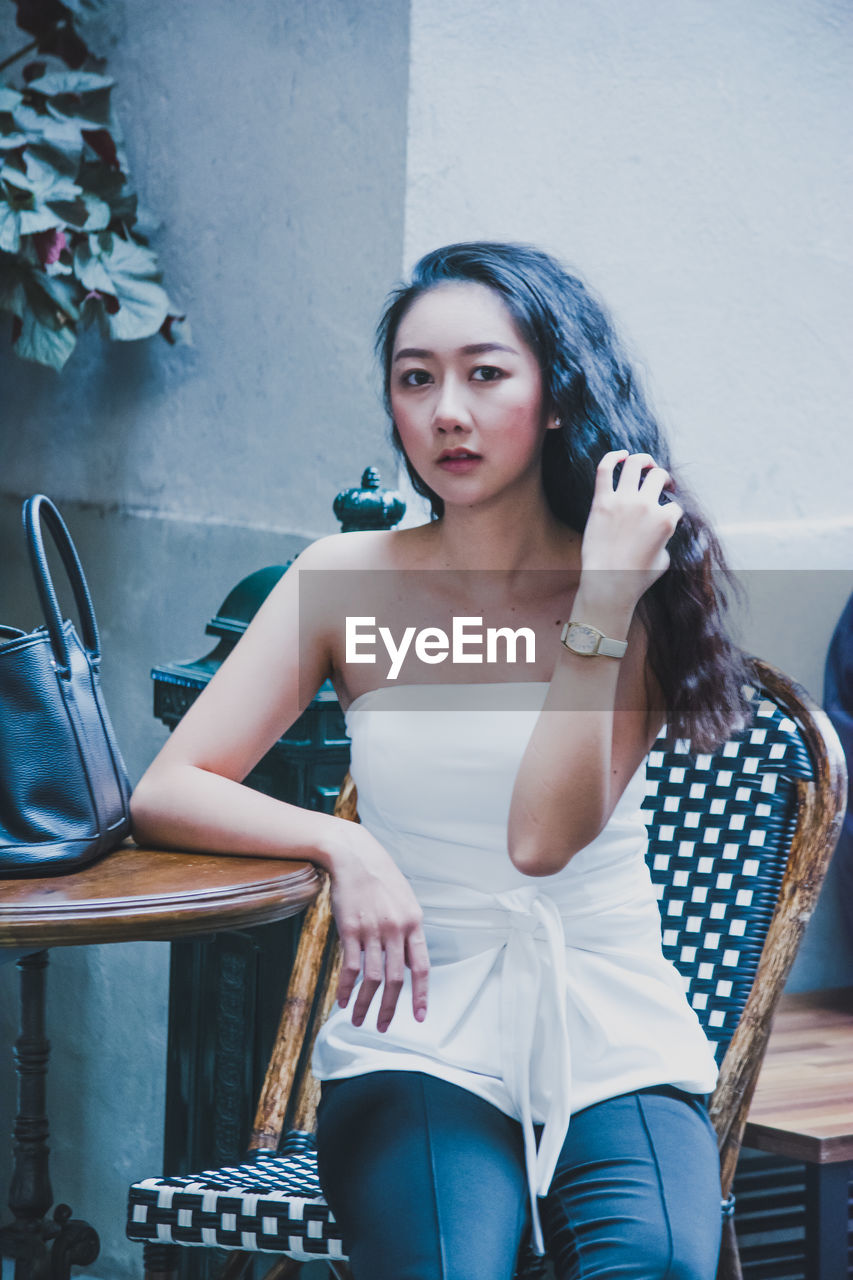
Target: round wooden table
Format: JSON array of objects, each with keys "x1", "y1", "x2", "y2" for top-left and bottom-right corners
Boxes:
[{"x1": 0, "y1": 843, "x2": 322, "y2": 1280}]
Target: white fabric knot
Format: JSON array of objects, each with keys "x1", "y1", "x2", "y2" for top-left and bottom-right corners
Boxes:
[
  {"x1": 494, "y1": 887, "x2": 572, "y2": 1255},
  {"x1": 409, "y1": 878, "x2": 575, "y2": 1255},
  {"x1": 495, "y1": 886, "x2": 542, "y2": 934}
]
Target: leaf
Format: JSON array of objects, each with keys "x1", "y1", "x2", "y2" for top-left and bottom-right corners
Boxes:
[
  {"x1": 84, "y1": 287, "x2": 119, "y2": 313},
  {"x1": 27, "y1": 265, "x2": 80, "y2": 320},
  {"x1": 14, "y1": 0, "x2": 76, "y2": 42},
  {"x1": 48, "y1": 191, "x2": 109, "y2": 229},
  {"x1": 44, "y1": 27, "x2": 90, "y2": 71},
  {"x1": 19, "y1": 204, "x2": 63, "y2": 235},
  {"x1": 1, "y1": 160, "x2": 68, "y2": 239},
  {"x1": 0, "y1": 88, "x2": 24, "y2": 112},
  {"x1": 10, "y1": 103, "x2": 83, "y2": 156},
  {"x1": 46, "y1": 88, "x2": 112, "y2": 129},
  {"x1": 16, "y1": 149, "x2": 82, "y2": 200},
  {"x1": 14, "y1": 272, "x2": 78, "y2": 369},
  {"x1": 1, "y1": 164, "x2": 31, "y2": 193},
  {"x1": 15, "y1": 307, "x2": 76, "y2": 369},
  {"x1": 0, "y1": 203, "x2": 21, "y2": 253},
  {"x1": 73, "y1": 236, "x2": 112, "y2": 292},
  {"x1": 26, "y1": 72, "x2": 114, "y2": 98},
  {"x1": 46, "y1": 196, "x2": 84, "y2": 226},
  {"x1": 130, "y1": 200, "x2": 161, "y2": 240},
  {"x1": 33, "y1": 225, "x2": 66, "y2": 264},
  {"x1": 76, "y1": 159, "x2": 136, "y2": 222},
  {"x1": 22, "y1": 61, "x2": 48, "y2": 84},
  {"x1": 80, "y1": 287, "x2": 115, "y2": 337},
  {"x1": 81, "y1": 126, "x2": 117, "y2": 168},
  {"x1": 79, "y1": 190, "x2": 110, "y2": 229},
  {"x1": 92, "y1": 233, "x2": 171, "y2": 340},
  {"x1": 28, "y1": 139, "x2": 81, "y2": 179},
  {"x1": 11, "y1": 1, "x2": 94, "y2": 65},
  {"x1": 160, "y1": 314, "x2": 192, "y2": 347},
  {"x1": 0, "y1": 126, "x2": 30, "y2": 150}
]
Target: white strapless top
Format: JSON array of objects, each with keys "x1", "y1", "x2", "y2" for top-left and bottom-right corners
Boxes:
[{"x1": 312, "y1": 682, "x2": 718, "y2": 1253}]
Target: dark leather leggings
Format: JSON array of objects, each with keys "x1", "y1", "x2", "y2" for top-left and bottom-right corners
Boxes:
[{"x1": 316, "y1": 1070, "x2": 722, "y2": 1280}]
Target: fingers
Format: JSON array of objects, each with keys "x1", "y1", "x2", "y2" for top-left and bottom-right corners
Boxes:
[
  {"x1": 662, "y1": 499, "x2": 684, "y2": 534},
  {"x1": 336, "y1": 931, "x2": 364, "y2": 1010},
  {"x1": 335, "y1": 918, "x2": 430, "y2": 1033},
  {"x1": 350, "y1": 937, "x2": 383, "y2": 1026},
  {"x1": 596, "y1": 451, "x2": 677, "y2": 504},
  {"x1": 635, "y1": 465, "x2": 672, "y2": 504},
  {"x1": 593, "y1": 449, "x2": 629, "y2": 497},
  {"x1": 375, "y1": 933, "x2": 405, "y2": 1033},
  {"x1": 614, "y1": 451, "x2": 655, "y2": 491},
  {"x1": 406, "y1": 927, "x2": 430, "y2": 1023}
]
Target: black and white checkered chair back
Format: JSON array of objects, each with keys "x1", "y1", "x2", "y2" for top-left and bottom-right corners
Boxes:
[{"x1": 643, "y1": 682, "x2": 812, "y2": 1065}]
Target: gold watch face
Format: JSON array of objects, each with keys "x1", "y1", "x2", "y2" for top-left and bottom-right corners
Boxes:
[{"x1": 566, "y1": 624, "x2": 599, "y2": 655}]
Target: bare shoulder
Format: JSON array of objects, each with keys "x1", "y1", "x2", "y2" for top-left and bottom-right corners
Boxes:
[{"x1": 293, "y1": 525, "x2": 432, "y2": 573}]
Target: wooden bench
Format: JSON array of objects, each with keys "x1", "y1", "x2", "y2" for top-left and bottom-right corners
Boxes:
[{"x1": 742, "y1": 986, "x2": 853, "y2": 1280}]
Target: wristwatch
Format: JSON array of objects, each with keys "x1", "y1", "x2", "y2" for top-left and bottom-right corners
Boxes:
[{"x1": 560, "y1": 621, "x2": 628, "y2": 659}]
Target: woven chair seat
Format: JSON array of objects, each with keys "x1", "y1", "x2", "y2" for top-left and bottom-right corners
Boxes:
[
  {"x1": 127, "y1": 1133, "x2": 344, "y2": 1263},
  {"x1": 126, "y1": 1132, "x2": 547, "y2": 1275}
]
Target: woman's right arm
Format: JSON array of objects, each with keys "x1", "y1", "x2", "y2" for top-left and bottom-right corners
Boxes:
[{"x1": 130, "y1": 534, "x2": 429, "y2": 1034}]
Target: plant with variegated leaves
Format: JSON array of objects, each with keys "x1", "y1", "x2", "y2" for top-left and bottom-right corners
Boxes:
[{"x1": 0, "y1": 0, "x2": 185, "y2": 370}]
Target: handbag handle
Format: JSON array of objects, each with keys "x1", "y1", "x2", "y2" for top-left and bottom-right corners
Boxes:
[{"x1": 22, "y1": 495, "x2": 100, "y2": 678}]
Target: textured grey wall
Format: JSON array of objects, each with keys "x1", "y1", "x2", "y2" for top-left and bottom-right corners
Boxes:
[
  {"x1": 0, "y1": 1, "x2": 410, "y2": 1276},
  {"x1": 405, "y1": 0, "x2": 852, "y2": 551}
]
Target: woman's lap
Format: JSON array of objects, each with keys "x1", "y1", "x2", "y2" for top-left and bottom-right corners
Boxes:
[
  {"x1": 316, "y1": 1071, "x2": 528, "y2": 1280},
  {"x1": 543, "y1": 1086, "x2": 722, "y2": 1279},
  {"x1": 316, "y1": 1071, "x2": 722, "y2": 1280}
]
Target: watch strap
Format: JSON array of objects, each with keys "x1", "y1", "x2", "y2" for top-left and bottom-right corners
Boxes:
[{"x1": 596, "y1": 633, "x2": 629, "y2": 658}]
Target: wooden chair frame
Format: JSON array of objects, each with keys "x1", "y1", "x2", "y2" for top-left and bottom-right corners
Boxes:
[
  {"x1": 143, "y1": 657, "x2": 846, "y2": 1280},
  {"x1": 708, "y1": 660, "x2": 846, "y2": 1279}
]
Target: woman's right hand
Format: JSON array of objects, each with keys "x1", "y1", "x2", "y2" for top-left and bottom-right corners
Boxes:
[
  {"x1": 327, "y1": 823, "x2": 430, "y2": 1034},
  {"x1": 578, "y1": 450, "x2": 683, "y2": 610}
]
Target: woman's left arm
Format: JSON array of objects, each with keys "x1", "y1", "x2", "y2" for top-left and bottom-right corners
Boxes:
[{"x1": 507, "y1": 450, "x2": 682, "y2": 876}]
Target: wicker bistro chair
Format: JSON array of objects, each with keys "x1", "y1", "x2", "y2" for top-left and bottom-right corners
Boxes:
[{"x1": 126, "y1": 658, "x2": 846, "y2": 1280}]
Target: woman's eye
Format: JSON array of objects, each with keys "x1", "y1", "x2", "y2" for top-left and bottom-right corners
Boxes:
[
  {"x1": 472, "y1": 366, "x2": 504, "y2": 382},
  {"x1": 400, "y1": 369, "x2": 432, "y2": 387}
]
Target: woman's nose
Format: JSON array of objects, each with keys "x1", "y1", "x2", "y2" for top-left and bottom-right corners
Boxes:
[{"x1": 432, "y1": 377, "x2": 472, "y2": 431}]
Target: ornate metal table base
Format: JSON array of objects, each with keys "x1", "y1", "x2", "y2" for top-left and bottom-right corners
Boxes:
[{"x1": 0, "y1": 952, "x2": 100, "y2": 1280}]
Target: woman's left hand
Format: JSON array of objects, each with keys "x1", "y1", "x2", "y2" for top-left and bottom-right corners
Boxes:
[{"x1": 579, "y1": 450, "x2": 683, "y2": 609}]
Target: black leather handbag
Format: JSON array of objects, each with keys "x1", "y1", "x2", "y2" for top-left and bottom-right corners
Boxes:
[{"x1": 0, "y1": 495, "x2": 132, "y2": 876}]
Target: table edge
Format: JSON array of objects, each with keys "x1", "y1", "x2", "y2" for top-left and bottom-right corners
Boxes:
[{"x1": 0, "y1": 863, "x2": 322, "y2": 947}]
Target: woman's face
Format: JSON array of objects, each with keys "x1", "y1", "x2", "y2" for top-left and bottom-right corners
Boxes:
[{"x1": 390, "y1": 282, "x2": 557, "y2": 510}]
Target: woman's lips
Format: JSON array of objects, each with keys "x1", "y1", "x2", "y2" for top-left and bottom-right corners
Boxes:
[{"x1": 437, "y1": 454, "x2": 482, "y2": 473}]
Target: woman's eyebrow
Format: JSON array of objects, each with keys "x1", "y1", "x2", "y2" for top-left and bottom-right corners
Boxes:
[{"x1": 393, "y1": 342, "x2": 520, "y2": 361}]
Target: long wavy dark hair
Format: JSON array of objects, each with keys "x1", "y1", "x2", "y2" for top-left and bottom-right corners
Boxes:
[{"x1": 376, "y1": 241, "x2": 749, "y2": 751}]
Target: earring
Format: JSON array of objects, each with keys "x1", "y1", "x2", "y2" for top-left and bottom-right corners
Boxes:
[{"x1": 554, "y1": 417, "x2": 562, "y2": 427}]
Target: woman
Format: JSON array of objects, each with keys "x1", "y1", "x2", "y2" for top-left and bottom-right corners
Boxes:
[{"x1": 132, "y1": 242, "x2": 748, "y2": 1280}]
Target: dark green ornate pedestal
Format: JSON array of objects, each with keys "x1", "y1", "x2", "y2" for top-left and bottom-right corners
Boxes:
[{"x1": 152, "y1": 469, "x2": 403, "y2": 1280}]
